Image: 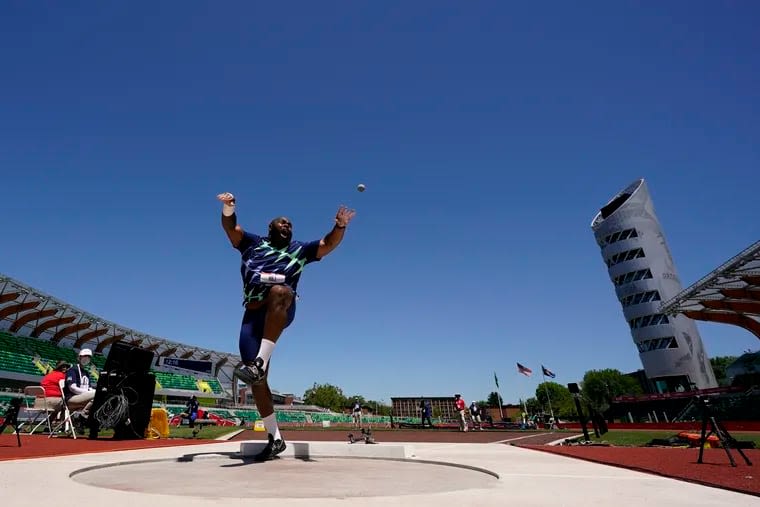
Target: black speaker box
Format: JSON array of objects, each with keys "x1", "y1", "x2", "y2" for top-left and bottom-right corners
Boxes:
[
  {"x1": 89, "y1": 343, "x2": 157, "y2": 440},
  {"x1": 112, "y1": 371, "x2": 156, "y2": 440},
  {"x1": 104, "y1": 342, "x2": 155, "y2": 374},
  {"x1": 567, "y1": 382, "x2": 580, "y2": 394}
]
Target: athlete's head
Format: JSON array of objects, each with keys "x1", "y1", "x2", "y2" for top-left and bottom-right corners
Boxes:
[{"x1": 268, "y1": 216, "x2": 292, "y2": 247}]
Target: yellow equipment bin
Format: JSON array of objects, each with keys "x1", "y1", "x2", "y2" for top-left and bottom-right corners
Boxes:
[{"x1": 146, "y1": 408, "x2": 171, "y2": 439}]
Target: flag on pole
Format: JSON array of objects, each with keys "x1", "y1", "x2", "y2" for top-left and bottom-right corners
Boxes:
[
  {"x1": 541, "y1": 365, "x2": 556, "y2": 378},
  {"x1": 494, "y1": 372, "x2": 500, "y2": 389},
  {"x1": 516, "y1": 362, "x2": 533, "y2": 376}
]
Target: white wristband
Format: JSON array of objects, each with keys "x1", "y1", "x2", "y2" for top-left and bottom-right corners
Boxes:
[{"x1": 222, "y1": 203, "x2": 236, "y2": 216}]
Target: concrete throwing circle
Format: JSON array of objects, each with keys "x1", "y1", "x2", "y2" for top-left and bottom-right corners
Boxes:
[{"x1": 71, "y1": 456, "x2": 498, "y2": 498}]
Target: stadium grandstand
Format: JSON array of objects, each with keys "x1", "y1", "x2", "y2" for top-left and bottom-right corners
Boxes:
[
  {"x1": 0, "y1": 272, "x2": 410, "y2": 429},
  {"x1": 0, "y1": 272, "x2": 235, "y2": 398},
  {"x1": 660, "y1": 240, "x2": 760, "y2": 340}
]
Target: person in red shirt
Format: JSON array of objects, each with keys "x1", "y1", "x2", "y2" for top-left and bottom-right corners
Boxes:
[
  {"x1": 40, "y1": 360, "x2": 68, "y2": 413},
  {"x1": 454, "y1": 394, "x2": 468, "y2": 432}
]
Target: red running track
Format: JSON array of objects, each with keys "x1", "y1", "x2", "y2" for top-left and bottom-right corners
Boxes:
[
  {"x1": 0, "y1": 429, "x2": 553, "y2": 460},
  {"x1": 229, "y1": 428, "x2": 558, "y2": 444},
  {"x1": 3, "y1": 431, "x2": 757, "y2": 497},
  {"x1": 0, "y1": 434, "x2": 223, "y2": 461},
  {"x1": 523, "y1": 444, "x2": 759, "y2": 497}
]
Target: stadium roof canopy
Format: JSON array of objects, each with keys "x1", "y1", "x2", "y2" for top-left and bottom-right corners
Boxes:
[
  {"x1": 660, "y1": 240, "x2": 760, "y2": 339},
  {"x1": 0, "y1": 273, "x2": 243, "y2": 373}
]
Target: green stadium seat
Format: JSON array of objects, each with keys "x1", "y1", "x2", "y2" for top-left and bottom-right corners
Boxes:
[
  {"x1": 0, "y1": 350, "x2": 43, "y2": 376},
  {"x1": 233, "y1": 409, "x2": 260, "y2": 421},
  {"x1": 206, "y1": 378, "x2": 225, "y2": 394},
  {"x1": 0, "y1": 331, "x2": 105, "y2": 373},
  {"x1": 153, "y1": 371, "x2": 201, "y2": 391},
  {"x1": 0, "y1": 332, "x2": 231, "y2": 401},
  {"x1": 0, "y1": 393, "x2": 35, "y2": 409}
]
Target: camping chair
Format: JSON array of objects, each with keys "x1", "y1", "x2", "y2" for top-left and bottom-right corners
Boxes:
[
  {"x1": 22, "y1": 386, "x2": 56, "y2": 434},
  {"x1": 48, "y1": 379, "x2": 76, "y2": 439}
]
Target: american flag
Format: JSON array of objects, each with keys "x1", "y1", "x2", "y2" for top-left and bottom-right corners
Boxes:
[{"x1": 516, "y1": 362, "x2": 533, "y2": 376}]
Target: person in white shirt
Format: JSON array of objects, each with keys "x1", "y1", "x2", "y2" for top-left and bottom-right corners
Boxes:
[
  {"x1": 352, "y1": 400, "x2": 363, "y2": 429},
  {"x1": 64, "y1": 348, "x2": 96, "y2": 419},
  {"x1": 469, "y1": 401, "x2": 483, "y2": 430}
]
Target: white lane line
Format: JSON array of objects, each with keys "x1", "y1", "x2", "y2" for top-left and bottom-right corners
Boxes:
[{"x1": 492, "y1": 433, "x2": 559, "y2": 444}]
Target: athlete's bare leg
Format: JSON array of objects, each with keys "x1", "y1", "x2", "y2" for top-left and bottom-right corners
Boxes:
[
  {"x1": 249, "y1": 378, "x2": 286, "y2": 461},
  {"x1": 252, "y1": 381, "x2": 274, "y2": 418}
]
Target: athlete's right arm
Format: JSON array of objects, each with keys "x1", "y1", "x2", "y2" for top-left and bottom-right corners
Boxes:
[{"x1": 217, "y1": 192, "x2": 244, "y2": 248}]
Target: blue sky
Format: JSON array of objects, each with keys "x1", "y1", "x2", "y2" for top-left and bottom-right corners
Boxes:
[{"x1": 1, "y1": 1, "x2": 758, "y2": 405}]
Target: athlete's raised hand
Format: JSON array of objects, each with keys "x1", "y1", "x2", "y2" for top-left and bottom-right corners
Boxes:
[
  {"x1": 218, "y1": 192, "x2": 242, "y2": 246},
  {"x1": 217, "y1": 192, "x2": 236, "y2": 205},
  {"x1": 335, "y1": 205, "x2": 356, "y2": 228}
]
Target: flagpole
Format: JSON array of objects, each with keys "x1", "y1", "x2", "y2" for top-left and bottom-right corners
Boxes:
[
  {"x1": 493, "y1": 372, "x2": 505, "y2": 421},
  {"x1": 516, "y1": 363, "x2": 533, "y2": 424},
  {"x1": 519, "y1": 397, "x2": 528, "y2": 424},
  {"x1": 542, "y1": 371, "x2": 556, "y2": 424},
  {"x1": 522, "y1": 371, "x2": 528, "y2": 423}
]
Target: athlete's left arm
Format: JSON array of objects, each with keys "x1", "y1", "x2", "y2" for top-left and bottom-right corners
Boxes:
[{"x1": 316, "y1": 205, "x2": 356, "y2": 259}]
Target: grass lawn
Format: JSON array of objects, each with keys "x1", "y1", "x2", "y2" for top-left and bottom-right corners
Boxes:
[
  {"x1": 154, "y1": 425, "x2": 242, "y2": 440},
  {"x1": 589, "y1": 429, "x2": 760, "y2": 448},
  {"x1": 2, "y1": 423, "x2": 241, "y2": 440},
  {"x1": 279, "y1": 425, "x2": 573, "y2": 433}
]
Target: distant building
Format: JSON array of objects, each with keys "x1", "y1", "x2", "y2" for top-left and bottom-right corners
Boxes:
[
  {"x1": 392, "y1": 396, "x2": 459, "y2": 420},
  {"x1": 483, "y1": 404, "x2": 522, "y2": 422},
  {"x1": 726, "y1": 351, "x2": 760, "y2": 386},
  {"x1": 237, "y1": 385, "x2": 301, "y2": 406},
  {"x1": 591, "y1": 179, "x2": 717, "y2": 392},
  {"x1": 624, "y1": 368, "x2": 655, "y2": 394}
]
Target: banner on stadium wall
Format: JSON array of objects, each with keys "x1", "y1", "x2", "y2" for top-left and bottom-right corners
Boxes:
[{"x1": 160, "y1": 357, "x2": 213, "y2": 374}]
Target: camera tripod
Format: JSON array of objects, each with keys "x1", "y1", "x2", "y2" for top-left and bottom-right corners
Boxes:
[
  {"x1": 697, "y1": 398, "x2": 751, "y2": 467},
  {"x1": 0, "y1": 398, "x2": 23, "y2": 447}
]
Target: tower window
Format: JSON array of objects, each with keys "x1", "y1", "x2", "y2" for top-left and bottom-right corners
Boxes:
[
  {"x1": 599, "y1": 228, "x2": 638, "y2": 247},
  {"x1": 629, "y1": 314, "x2": 670, "y2": 329},
  {"x1": 613, "y1": 269, "x2": 653, "y2": 287},
  {"x1": 621, "y1": 290, "x2": 661, "y2": 307},
  {"x1": 606, "y1": 248, "x2": 645, "y2": 267},
  {"x1": 636, "y1": 336, "x2": 678, "y2": 353}
]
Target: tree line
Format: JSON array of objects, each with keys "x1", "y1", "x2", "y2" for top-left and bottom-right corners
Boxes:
[
  {"x1": 484, "y1": 368, "x2": 644, "y2": 419},
  {"x1": 300, "y1": 356, "x2": 739, "y2": 417},
  {"x1": 302, "y1": 382, "x2": 392, "y2": 415},
  {"x1": 482, "y1": 356, "x2": 740, "y2": 419}
]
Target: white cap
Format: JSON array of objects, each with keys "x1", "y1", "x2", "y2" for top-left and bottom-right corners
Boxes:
[{"x1": 79, "y1": 348, "x2": 93, "y2": 357}]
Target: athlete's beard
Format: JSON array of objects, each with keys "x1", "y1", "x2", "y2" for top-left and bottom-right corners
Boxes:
[{"x1": 269, "y1": 230, "x2": 291, "y2": 248}]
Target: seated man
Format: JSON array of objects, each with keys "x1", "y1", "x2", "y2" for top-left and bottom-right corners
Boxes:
[
  {"x1": 178, "y1": 395, "x2": 200, "y2": 428},
  {"x1": 40, "y1": 360, "x2": 69, "y2": 416},
  {"x1": 64, "y1": 349, "x2": 97, "y2": 428}
]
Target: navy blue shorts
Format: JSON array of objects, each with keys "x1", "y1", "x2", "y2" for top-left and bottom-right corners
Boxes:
[{"x1": 238, "y1": 300, "x2": 297, "y2": 363}]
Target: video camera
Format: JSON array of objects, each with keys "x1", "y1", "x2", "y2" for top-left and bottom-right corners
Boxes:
[{"x1": 693, "y1": 393, "x2": 720, "y2": 411}]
